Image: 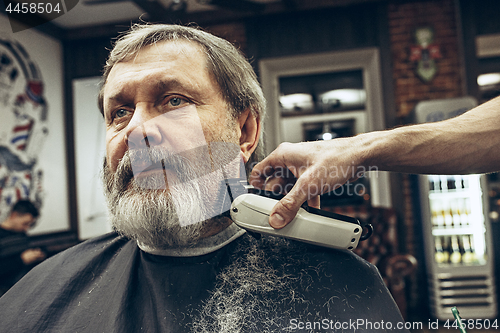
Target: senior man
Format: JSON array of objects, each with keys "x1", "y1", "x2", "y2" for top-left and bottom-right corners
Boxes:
[{"x1": 0, "y1": 24, "x2": 409, "y2": 332}]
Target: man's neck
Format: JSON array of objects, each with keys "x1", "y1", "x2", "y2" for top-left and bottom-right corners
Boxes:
[{"x1": 137, "y1": 222, "x2": 245, "y2": 257}]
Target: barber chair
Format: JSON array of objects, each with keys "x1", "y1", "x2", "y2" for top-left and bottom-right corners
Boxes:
[{"x1": 325, "y1": 205, "x2": 417, "y2": 319}]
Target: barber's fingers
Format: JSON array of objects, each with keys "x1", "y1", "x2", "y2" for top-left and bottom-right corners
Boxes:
[
  {"x1": 268, "y1": 171, "x2": 317, "y2": 228},
  {"x1": 249, "y1": 164, "x2": 275, "y2": 189},
  {"x1": 249, "y1": 142, "x2": 299, "y2": 189},
  {"x1": 249, "y1": 151, "x2": 283, "y2": 188},
  {"x1": 262, "y1": 172, "x2": 296, "y2": 192}
]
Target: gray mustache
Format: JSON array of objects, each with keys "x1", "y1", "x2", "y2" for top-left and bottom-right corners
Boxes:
[{"x1": 118, "y1": 142, "x2": 241, "y2": 188}]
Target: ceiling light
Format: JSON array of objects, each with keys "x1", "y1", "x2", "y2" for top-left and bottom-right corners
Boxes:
[{"x1": 477, "y1": 73, "x2": 500, "y2": 86}]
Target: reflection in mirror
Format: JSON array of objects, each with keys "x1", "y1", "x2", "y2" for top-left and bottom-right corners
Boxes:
[
  {"x1": 278, "y1": 70, "x2": 365, "y2": 116},
  {"x1": 477, "y1": 72, "x2": 500, "y2": 103}
]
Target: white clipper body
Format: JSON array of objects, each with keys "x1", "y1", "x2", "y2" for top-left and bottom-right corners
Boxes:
[{"x1": 230, "y1": 193, "x2": 370, "y2": 250}]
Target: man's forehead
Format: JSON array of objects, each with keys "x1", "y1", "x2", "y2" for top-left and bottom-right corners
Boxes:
[
  {"x1": 113, "y1": 40, "x2": 207, "y2": 72},
  {"x1": 103, "y1": 40, "x2": 211, "y2": 98}
]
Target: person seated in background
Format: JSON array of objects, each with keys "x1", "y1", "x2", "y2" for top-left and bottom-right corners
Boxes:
[
  {"x1": 0, "y1": 24, "x2": 409, "y2": 332},
  {"x1": 0, "y1": 200, "x2": 46, "y2": 296}
]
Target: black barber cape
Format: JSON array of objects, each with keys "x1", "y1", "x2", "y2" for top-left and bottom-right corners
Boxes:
[
  {"x1": 0, "y1": 227, "x2": 30, "y2": 294},
  {"x1": 0, "y1": 224, "x2": 409, "y2": 333}
]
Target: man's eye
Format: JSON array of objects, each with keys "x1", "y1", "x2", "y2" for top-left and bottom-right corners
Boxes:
[
  {"x1": 170, "y1": 97, "x2": 182, "y2": 106},
  {"x1": 166, "y1": 96, "x2": 188, "y2": 107},
  {"x1": 116, "y1": 109, "x2": 129, "y2": 118}
]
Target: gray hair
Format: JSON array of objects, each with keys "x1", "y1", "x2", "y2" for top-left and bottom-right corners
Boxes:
[{"x1": 98, "y1": 23, "x2": 265, "y2": 123}]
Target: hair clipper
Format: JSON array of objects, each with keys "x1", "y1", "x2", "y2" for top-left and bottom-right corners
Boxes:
[{"x1": 224, "y1": 179, "x2": 372, "y2": 250}]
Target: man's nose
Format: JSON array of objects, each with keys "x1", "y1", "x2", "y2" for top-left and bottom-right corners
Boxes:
[{"x1": 125, "y1": 106, "x2": 164, "y2": 149}]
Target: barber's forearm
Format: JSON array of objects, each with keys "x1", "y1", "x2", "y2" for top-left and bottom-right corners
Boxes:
[{"x1": 359, "y1": 103, "x2": 500, "y2": 175}]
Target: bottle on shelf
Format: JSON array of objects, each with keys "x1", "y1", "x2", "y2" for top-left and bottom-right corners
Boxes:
[
  {"x1": 454, "y1": 175, "x2": 464, "y2": 191},
  {"x1": 447, "y1": 177, "x2": 456, "y2": 191},
  {"x1": 449, "y1": 235, "x2": 462, "y2": 264},
  {"x1": 451, "y1": 199, "x2": 462, "y2": 228},
  {"x1": 431, "y1": 206, "x2": 439, "y2": 228},
  {"x1": 461, "y1": 235, "x2": 475, "y2": 264},
  {"x1": 443, "y1": 201, "x2": 453, "y2": 228},
  {"x1": 460, "y1": 198, "x2": 470, "y2": 226},
  {"x1": 431, "y1": 201, "x2": 444, "y2": 228},
  {"x1": 463, "y1": 198, "x2": 472, "y2": 226},
  {"x1": 429, "y1": 176, "x2": 436, "y2": 192},
  {"x1": 435, "y1": 236, "x2": 449, "y2": 264},
  {"x1": 462, "y1": 175, "x2": 469, "y2": 189},
  {"x1": 440, "y1": 175, "x2": 449, "y2": 192},
  {"x1": 429, "y1": 175, "x2": 441, "y2": 192},
  {"x1": 469, "y1": 234, "x2": 485, "y2": 262}
]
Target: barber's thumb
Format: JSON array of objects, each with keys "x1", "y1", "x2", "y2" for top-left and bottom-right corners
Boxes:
[{"x1": 269, "y1": 195, "x2": 302, "y2": 229}]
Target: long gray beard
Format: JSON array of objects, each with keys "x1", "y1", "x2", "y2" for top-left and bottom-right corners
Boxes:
[
  {"x1": 102, "y1": 146, "x2": 234, "y2": 249},
  {"x1": 190, "y1": 237, "x2": 311, "y2": 333}
]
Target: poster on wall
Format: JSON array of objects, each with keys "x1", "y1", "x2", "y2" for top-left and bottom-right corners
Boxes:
[
  {"x1": 0, "y1": 14, "x2": 69, "y2": 235},
  {"x1": 73, "y1": 77, "x2": 111, "y2": 240}
]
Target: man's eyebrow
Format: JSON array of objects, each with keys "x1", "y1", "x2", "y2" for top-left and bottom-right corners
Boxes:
[
  {"x1": 155, "y1": 79, "x2": 185, "y2": 93},
  {"x1": 106, "y1": 78, "x2": 199, "y2": 105},
  {"x1": 154, "y1": 79, "x2": 203, "y2": 100}
]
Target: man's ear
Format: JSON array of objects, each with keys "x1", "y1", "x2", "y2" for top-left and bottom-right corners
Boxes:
[{"x1": 237, "y1": 108, "x2": 261, "y2": 163}]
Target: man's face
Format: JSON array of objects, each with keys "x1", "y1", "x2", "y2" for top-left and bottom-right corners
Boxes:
[
  {"x1": 101, "y1": 40, "x2": 244, "y2": 249},
  {"x1": 11, "y1": 213, "x2": 36, "y2": 232},
  {"x1": 103, "y1": 40, "x2": 233, "y2": 174}
]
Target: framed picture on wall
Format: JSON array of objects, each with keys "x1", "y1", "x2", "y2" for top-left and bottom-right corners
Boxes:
[{"x1": 0, "y1": 14, "x2": 70, "y2": 236}]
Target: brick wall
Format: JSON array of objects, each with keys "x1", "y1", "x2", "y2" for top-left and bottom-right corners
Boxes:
[
  {"x1": 388, "y1": 0, "x2": 464, "y2": 119},
  {"x1": 387, "y1": 0, "x2": 466, "y2": 317}
]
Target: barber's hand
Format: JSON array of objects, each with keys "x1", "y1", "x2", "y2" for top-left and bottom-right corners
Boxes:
[
  {"x1": 21, "y1": 248, "x2": 46, "y2": 265},
  {"x1": 249, "y1": 140, "x2": 363, "y2": 229}
]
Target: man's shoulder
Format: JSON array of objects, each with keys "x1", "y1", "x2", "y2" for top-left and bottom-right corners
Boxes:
[
  {"x1": 0, "y1": 227, "x2": 28, "y2": 257},
  {"x1": 62, "y1": 231, "x2": 130, "y2": 254},
  {"x1": 0, "y1": 226, "x2": 20, "y2": 238},
  {"x1": 3, "y1": 232, "x2": 134, "y2": 290},
  {"x1": 43, "y1": 232, "x2": 133, "y2": 266},
  {"x1": 0, "y1": 232, "x2": 139, "y2": 333}
]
